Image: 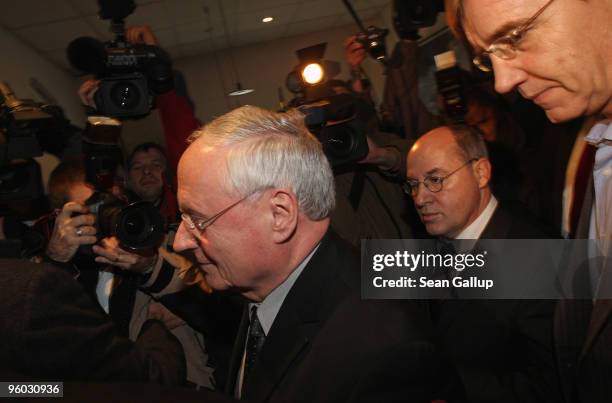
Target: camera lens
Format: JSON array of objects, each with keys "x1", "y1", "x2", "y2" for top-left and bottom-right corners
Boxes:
[
  {"x1": 122, "y1": 210, "x2": 146, "y2": 237},
  {"x1": 110, "y1": 82, "x2": 141, "y2": 110},
  {"x1": 324, "y1": 127, "x2": 353, "y2": 159},
  {"x1": 116, "y1": 202, "x2": 164, "y2": 251}
]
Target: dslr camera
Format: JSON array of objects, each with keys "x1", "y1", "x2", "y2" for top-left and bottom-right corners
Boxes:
[
  {"x1": 342, "y1": 0, "x2": 389, "y2": 64},
  {"x1": 67, "y1": 0, "x2": 173, "y2": 118},
  {"x1": 81, "y1": 118, "x2": 164, "y2": 253}
]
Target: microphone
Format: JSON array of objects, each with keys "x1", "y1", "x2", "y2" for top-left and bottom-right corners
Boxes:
[
  {"x1": 97, "y1": 0, "x2": 135, "y2": 21},
  {"x1": 66, "y1": 37, "x2": 107, "y2": 75}
]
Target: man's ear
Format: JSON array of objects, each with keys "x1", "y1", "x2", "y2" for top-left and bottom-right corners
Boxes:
[
  {"x1": 268, "y1": 189, "x2": 298, "y2": 243},
  {"x1": 473, "y1": 158, "x2": 492, "y2": 189}
]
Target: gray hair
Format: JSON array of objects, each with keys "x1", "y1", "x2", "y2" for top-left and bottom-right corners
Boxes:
[
  {"x1": 448, "y1": 124, "x2": 489, "y2": 161},
  {"x1": 188, "y1": 105, "x2": 335, "y2": 220}
]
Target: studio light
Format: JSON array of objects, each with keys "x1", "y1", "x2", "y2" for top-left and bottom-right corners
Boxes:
[{"x1": 301, "y1": 63, "x2": 324, "y2": 85}]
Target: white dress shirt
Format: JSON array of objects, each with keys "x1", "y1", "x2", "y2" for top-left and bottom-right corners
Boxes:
[{"x1": 585, "y1": 120, "x2": 612, "y2": 294}]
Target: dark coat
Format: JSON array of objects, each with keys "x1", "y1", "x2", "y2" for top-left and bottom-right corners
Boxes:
[
  {"x1": 432, "y1": 205, "x2": 561, "y2": 403},
  {"x1": 0, "y1": 259, "x2": 185, "y2": 385},
  {"x1": 227, "y1": 230, "x2": 464, "y2": 403},
  {"x1": 555, "y1": 175, "x2": 612, "y2": 403}
]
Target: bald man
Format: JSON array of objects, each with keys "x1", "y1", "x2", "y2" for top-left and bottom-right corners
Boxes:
[{"x1": 405, "y1": 125, "x2": 560, "y2": 403}]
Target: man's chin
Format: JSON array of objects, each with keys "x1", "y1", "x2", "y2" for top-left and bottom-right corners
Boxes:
[
  {"x1": 137, "y1": 189, "x2": 162, "y2": 202},
  {"x1": 543, "y1": 100, "x2": 587, "y2": 123}
]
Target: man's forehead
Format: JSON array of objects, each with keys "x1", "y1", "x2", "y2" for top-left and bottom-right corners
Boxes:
[
  {"x1": 408, "y1": 146, "x2": 463, "y2": 177},
  {"x1": 132, "y1": 148, "x2": 165, "y2": 163},
  {"x1": 462, "y1": 0, "x2": 539, "y2": 48}
]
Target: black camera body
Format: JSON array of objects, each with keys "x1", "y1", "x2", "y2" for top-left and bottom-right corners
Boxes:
[
  {"x1": 67, "y1": 0, "x2": 172, "y2": 118},
  {"x1": 81, "y1": 118, "x2": 164, "y2": 253},
  {"x1": 0, "y1": 82, "x2": 68, "y2": 204},
  {"x1": 356, "y1": 26, "x2": 389, "y2": 63},
  {"x1": 86, "y1": 192, "x2": 164, "y2": 253},
  {"x1": 298, "y1": 94, "x2": 369, "y2": 168}
]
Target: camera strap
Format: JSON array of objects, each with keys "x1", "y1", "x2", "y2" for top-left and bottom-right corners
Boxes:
[{"x1": 348, "y1": 166, "x2": 366, "y2": 211}]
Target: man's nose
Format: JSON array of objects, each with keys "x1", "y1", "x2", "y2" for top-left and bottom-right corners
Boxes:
[
  {"x1": 412, "y1": 183, "x2": 431, "y2": 208},
  {"x1": 173, "y1": 221, "x2": 198, "y2": 252},
  {"x1": 492, "y1": 57, "x2": 528, "y2": 94}
]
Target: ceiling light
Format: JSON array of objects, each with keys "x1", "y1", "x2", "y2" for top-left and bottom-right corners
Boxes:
[
  {"x1": 229, "y1": 82, "x2": 254, "y2": 97},
  {"x1": 262, "y1": 16, "x2": 273, "y2": 23}
]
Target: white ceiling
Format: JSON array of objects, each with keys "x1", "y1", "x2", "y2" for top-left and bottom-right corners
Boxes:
[{"x1": 0, "y1": 0, "x2": 390, "y2": 74}]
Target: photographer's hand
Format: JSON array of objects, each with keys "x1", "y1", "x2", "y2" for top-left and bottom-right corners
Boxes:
[
  {"x1": 126, "y1": 25, "x2": 159, "y2": 46},
  {"x1": 78, "y1": 79, "x2": 100, "y2": 108},
  {"x1": 93, "y1": 236, "x2": 157, "y2": 273},
  {"x1": 344, "y1": 35, "x2": 366, "y2": 70},
  {"x1": 344, "y1": 35, "x2": 367, "y2": 94},
  {"x1": 46, "y1": 202, "x2": 97, "y2": 263},
  {"x1": 359, "y1": 136, "x2": 402, "y2": 173}
]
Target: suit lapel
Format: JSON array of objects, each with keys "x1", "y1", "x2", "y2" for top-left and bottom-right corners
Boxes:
[
  {"x1": 579, "y1": 259, "x2": 612, "y2": 360},
  {"x1": 241, "y1": 231, "x2": 350, "y2": 402},
  {"x1": 242, "y1": 307, "x2": 318, "y2": 402},
  {"x1": 436, "y1": 207, "x2": 507, "y2": 332},
  {"x1": 225, "y1": 304, "x2": 249, "y2": 396},
  {"x1": 573, "y1": 174, "x2": 612, "y2": 360}
]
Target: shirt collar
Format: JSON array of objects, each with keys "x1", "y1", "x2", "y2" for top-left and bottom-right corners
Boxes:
[
  {"x1": 250, "y1": 243, "x2": 320, "y2": 335},
  {"x1": 585, "y1": 120, "x2": 612, "y2": 148},
  {"x1": 455, "y1": 195, "x2": 498, "y2": 240}
]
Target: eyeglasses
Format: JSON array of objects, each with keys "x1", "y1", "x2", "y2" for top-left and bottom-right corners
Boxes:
[
  {"x1": 403, "y1": 159, "x2": 477, "y2": 197},
  {"x1": 181, "y1": 192, "x2": 255, "y2": 233},
  {"x1": 472, "y1": 0, "x2": 556, "y2": 72}
]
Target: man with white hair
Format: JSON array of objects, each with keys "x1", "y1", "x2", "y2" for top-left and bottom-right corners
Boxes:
[{"x1": 171, "y1": 105, "x2": 463, "y2": 402}]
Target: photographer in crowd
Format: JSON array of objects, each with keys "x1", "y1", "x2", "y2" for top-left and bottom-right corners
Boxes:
[{"x1": 40, "y1": 155, "x2": 216, "y2": 389}]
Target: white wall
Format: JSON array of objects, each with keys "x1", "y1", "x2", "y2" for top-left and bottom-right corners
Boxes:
[
  {"x1": 173, "y1": 18, "x2": 388, "y2": 124},
  {"x1": 120, "y1": 17, "x2": 389, "y2": 151},
  {"x1": 0, "y1": 8, "x2": 448, "y2": 154},
  {"x1": 0, "y1": 25, "x2": 83, "y2": 126}
]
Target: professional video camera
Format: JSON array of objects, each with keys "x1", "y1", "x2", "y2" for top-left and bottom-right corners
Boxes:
[
  {"x1": 81, "y1": 118, "x2": 164, "y2": 253},
  {"x1": 0, "y1": 81, "x2": 71, "y2": 257},
  {"x1": 0, "y1": 82, "x2": 69, "y2": 204},
  {"x1": 298, "y1": 93, "x2": 370, "y2": 168},
  {"x1": 285, "y1": 42, "x2": 369, "y2": 168},
  {"x1": 67, "y1": 0, "x2": 173, "y2": 119}
]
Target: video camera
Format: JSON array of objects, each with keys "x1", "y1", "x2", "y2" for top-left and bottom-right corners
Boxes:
[
  {"x1": 0, "y1": 82, "x2": 69, "y2": 205},
  {"x1": 67, "y1": 0, "x2": 173, "y2": 119},
  {"x1": 0, "y1": 81, "x2": 72, "y2": 257},
  {"x1": 297, "y1": 93, "x2": 370, "y2": 168}
]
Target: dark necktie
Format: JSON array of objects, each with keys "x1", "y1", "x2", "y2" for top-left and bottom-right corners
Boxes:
[
  {"x1": 436, "y1": 238, "x2": 458, "y2": 299},
  {"x1": 243, "y1": 305, "x2": 265, "y2": 388}
]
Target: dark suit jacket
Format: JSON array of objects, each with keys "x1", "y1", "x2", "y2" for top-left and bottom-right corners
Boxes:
[
  {"x1": 432, "y1": 205, "x2": 561, "y2": 403},
  {"x1": 224, "y1": 230, "x2": 463, "y2": 403},
  {"x1": 0, "y1": 259, "x2": 185, "y2": 384},
  {"x1": 555, "y1": 175, "x2": 612, "y2": 403}
]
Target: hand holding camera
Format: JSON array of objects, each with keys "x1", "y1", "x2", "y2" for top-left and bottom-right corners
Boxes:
[
  {"x1": 344, "y1": 35, "x2": 366, "y2": 70},
  {"x1": 46, "y1": 202, "x2": 97, "y2": 263}
]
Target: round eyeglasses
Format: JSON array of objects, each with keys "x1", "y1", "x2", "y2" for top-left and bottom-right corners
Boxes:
[{"x1": 403, "y1": 159, "x2": 477, "y2": 197}]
